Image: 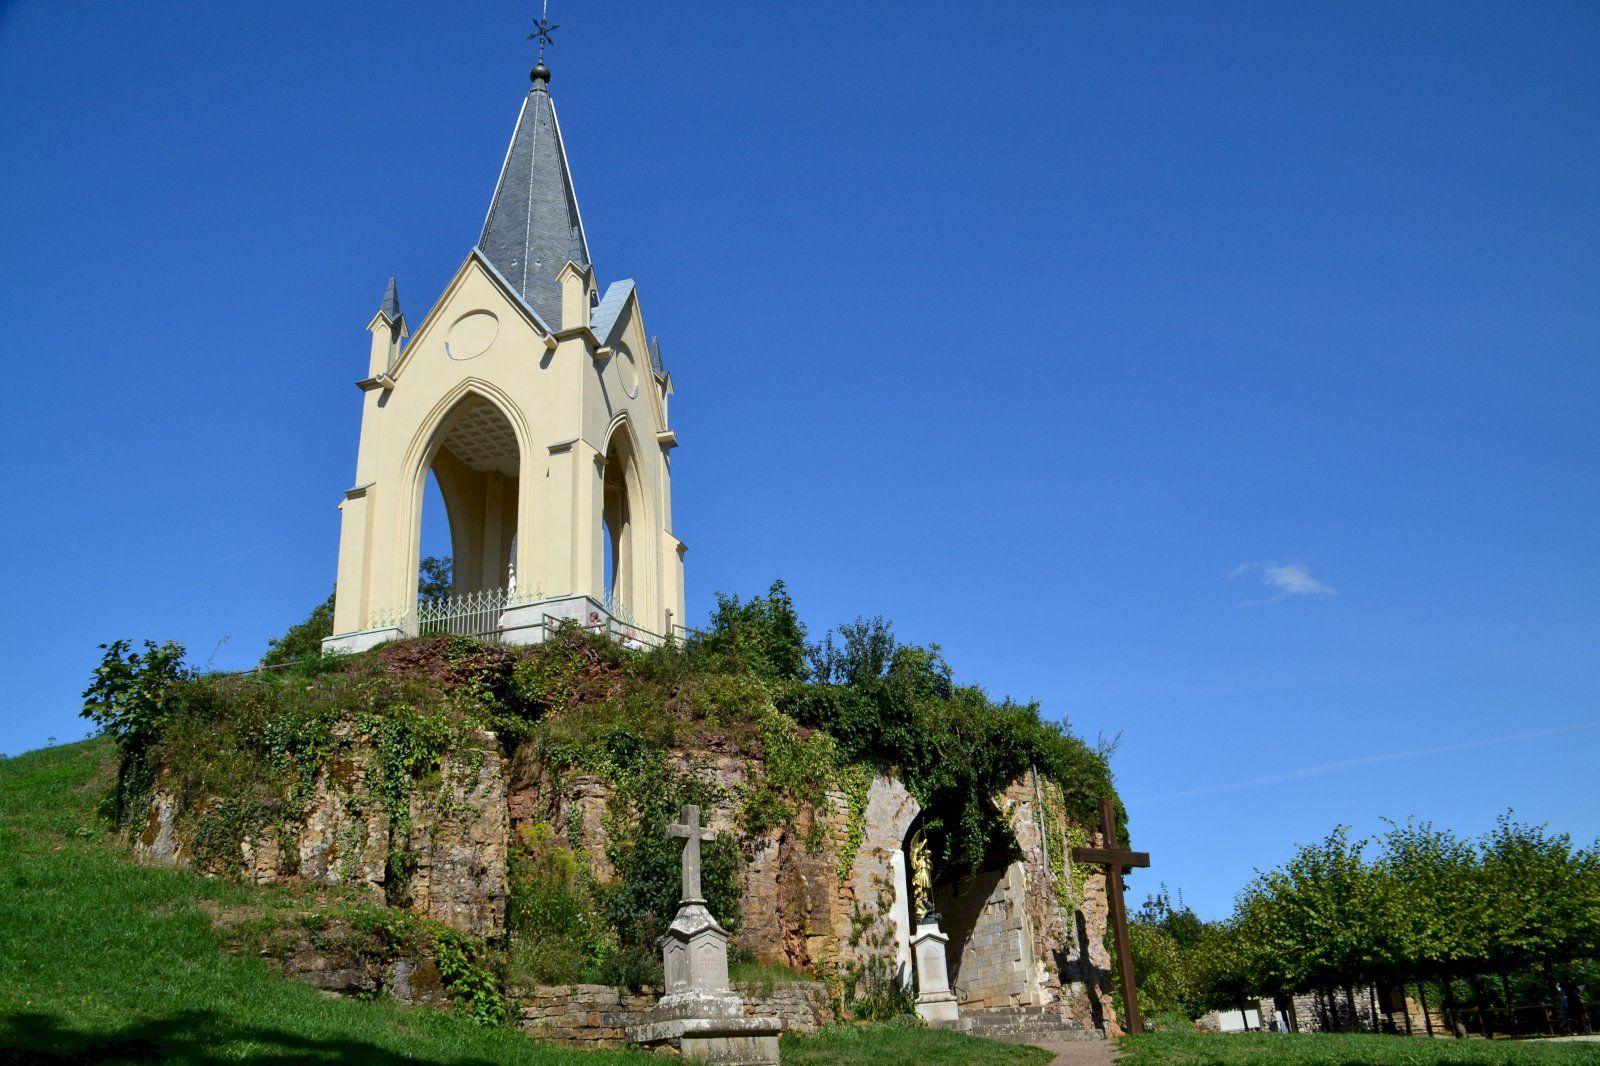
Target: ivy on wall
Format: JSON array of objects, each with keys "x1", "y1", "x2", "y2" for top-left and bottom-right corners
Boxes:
[{"x1": 85, "y1": 580, "x2": 1121, "y2": 1009}]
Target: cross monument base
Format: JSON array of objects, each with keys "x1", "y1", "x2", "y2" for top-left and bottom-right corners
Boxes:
[{"x1": 627, "y1": 806, "x2": 782, "y2": 1063}]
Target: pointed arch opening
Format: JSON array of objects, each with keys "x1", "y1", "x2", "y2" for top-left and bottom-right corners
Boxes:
[
  {"x1": 601, "y1": 419, "x2": 651, "y2": 625},
  {"x1": 414, "y1": 393, "x2": 522, "y2": 606}
]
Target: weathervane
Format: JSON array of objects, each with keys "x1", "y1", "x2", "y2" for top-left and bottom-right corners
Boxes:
[{"x1": 528, "y1": 0, "x2": 559, "y2": 67}]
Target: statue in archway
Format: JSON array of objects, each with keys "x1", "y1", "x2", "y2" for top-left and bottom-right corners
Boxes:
[{"x1": 909, "y1": 831, "x2": 933, "y2": 919}]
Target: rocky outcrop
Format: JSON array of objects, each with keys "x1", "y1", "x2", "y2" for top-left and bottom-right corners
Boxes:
[
  {"x1": 135, "y1": 730, "x2": 508, "y2": 941},
  {"x1": 135, "y1": 725, "x2": 1114, "y2": 1035},
  {"x1": 269, "y1": 920, "x2": 452, "y2": 1009},
  {"x1": 398, "y1": 736, "x2": 509, "y2": 939}
]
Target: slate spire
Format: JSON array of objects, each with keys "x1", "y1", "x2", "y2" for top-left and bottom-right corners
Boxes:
[
  {"x1": 378, "y1": 276, "x2": 402, "y2": 323},
  {"x1": 477, "y1": 63, "x2": 590, "y2": 327}
]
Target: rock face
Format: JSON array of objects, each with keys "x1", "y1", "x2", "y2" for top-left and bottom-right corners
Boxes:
[
  {"x1": 136, "y1": 730, "x2": 1115, "y2": 1034},
  {"x1": 400, "y1": 735, "x2": 509, "y2": 939},
  {"x1": 136, "y1": 729, "x2": 509, "y2": 941},
  {"x1": 509, "y1": 755, "x2": 1116, "y2": 1032}
]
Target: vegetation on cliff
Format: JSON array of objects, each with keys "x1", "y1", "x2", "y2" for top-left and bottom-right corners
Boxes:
[
  {"x1": 82, "y1": 581, "x2": 1117, "y2": 1014},
  {"x1": 0, "y1": 739, "x2": 1060, "y2": 1065}
]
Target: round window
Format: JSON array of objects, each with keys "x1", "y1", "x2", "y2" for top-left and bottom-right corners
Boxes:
[
  {"x1": 445, "y1": 310, "x2": 499, "y2": 360},
  {"x1": 615, "y1": 344, "x2": 640, "y2": 398}
]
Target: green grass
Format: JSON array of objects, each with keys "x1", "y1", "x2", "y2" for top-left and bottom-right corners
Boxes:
[
  {"x1": 0, "y1": 739, "x2": 645, "y2": 1063},
  {"x1": 780, "y1": 1022, "x2": 1053, "y2": 1065},
  {"x1": 1, "y1": 739, "x2": 1050, "y2": 1065},
  {"x1": 730, "y1": 959, "x2": 817, "y2": 987},
  {"x1": 1119, "y1": 1031, "x2": 1600, "y2": 1065}
]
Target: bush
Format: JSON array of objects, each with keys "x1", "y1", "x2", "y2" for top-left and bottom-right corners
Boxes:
[
  {"x1": 81, "y1": 639, "x2": 194, "y2": 822},
  {"x1": 261, "y1": 591, "x2": 335, "y2": 668},
  {"x1": 794, "y1": 616, "x2": 1117, "y2": 873}
]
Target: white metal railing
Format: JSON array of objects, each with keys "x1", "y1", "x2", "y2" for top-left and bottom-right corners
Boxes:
[
  {"x1": 360, "y1": 584, "x2": 700, "y2": 650},
  {"x1": 364, "y1": 585, "x2": 540, "y2": 641},
  {"x1": 416, "y1": 587, "x2": 510, "y2": 639}
]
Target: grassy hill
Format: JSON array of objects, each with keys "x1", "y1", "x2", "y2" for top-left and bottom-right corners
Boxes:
[
  {"x1": 0, "y1": 738, "x2": 1048, "y2": 1064},
  {"x1": 0, "y1": 738, "x2": 641, "y2": 1063}
]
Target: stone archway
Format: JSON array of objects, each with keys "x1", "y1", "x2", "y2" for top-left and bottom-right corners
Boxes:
[{"x1": 911, "y1": 815, "x2": 1044, "y2": 1010}]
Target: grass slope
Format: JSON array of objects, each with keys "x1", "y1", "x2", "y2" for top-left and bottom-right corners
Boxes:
[
  {"x1": 1120, "y1": 1031, "x2": 1600, "y2": 1065},
  {"x1": 0, "y1": 739, "x2": 1041, "y2": 1065},
  {"x1": 0, "y1": 739, "x2": 642, "y2": 1064}
]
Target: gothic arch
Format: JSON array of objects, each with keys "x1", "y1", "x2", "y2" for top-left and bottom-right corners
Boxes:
[
  {"x1": 600, "y1": 413, "x2": 656, "y2": 624},
  {"x1": 395, "y1": 381, "x2": 533, "y2": 607},
  {"x1": 907, "y1": 805, "x2": 1041, "y2": 1009}
]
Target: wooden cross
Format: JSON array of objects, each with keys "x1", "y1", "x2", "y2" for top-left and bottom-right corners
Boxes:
[
  {"x1": 667, "y1": 803, "x2": 717, "y2": 903},
  {"x1": 1071, "y1": 796, "x2": 1151, "y2": 1034}
]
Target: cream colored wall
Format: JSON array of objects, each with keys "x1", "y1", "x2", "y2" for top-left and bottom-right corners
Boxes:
[{"x1": 330, "y1": 252, "x2": 684, "y2": 639}]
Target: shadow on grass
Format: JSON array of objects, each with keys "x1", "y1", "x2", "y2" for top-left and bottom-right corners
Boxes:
[{"x1": 1, "y1": 1010, "x2": 502, "y2": 1065}]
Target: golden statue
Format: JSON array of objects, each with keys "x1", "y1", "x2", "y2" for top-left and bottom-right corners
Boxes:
[{"x1": 908, "y1": 831, "x2": 933, "y2": 918}]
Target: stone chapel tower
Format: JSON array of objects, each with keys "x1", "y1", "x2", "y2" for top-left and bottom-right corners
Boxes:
[{"x1": 324, "y1": 58, "x2": 685, "y2": 653}]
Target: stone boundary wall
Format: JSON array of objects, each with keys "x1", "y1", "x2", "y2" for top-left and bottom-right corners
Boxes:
[{"x1": 512, "y1": 982, "x2": 832, "y2": 1049}]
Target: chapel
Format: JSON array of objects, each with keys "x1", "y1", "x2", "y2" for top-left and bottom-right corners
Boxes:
[{"x1": 324, "y1": 56, "x2": 685, "y2": 654}]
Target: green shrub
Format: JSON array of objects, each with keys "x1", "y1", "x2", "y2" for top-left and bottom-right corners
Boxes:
[
  {"x1": 506, "y1": 821, "x2": 613, "y2": 984},
  {"x1": 261, "y1": 590, "x2": 335, "y2": 668},
  {"x1": 81, "y1": 639, "x2": 194, "y2": 822},
  {"x1": 694, "y1": 580, "x2": 809, "y2": 681}
]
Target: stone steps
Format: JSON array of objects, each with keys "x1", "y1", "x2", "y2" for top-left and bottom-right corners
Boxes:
[{"x1": 953, "y1": 1008, "x2": 1104, "y2": 1044}]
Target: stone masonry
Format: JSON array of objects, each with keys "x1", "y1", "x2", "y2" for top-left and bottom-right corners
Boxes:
[
  {"x1": 137, "y1": 729, "x2": 509, "y2": 940},
  {"x1": 138, "y1": 729, "x2": 1116, "y2": 1037},
  {"x1": 513, "y1": 983, "x2": 832, "y2": 1050}
]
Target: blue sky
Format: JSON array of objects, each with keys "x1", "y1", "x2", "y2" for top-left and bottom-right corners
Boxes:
[{"x1": 2, "y1": 1, "x2": 1596, "y2": 919}]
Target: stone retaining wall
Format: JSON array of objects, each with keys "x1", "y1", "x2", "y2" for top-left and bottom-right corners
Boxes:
[
  {"x1": 137, "y1": 728, "x2": 509, "y2": 941},
  {"x1": 511, "y1": 982, "x2": 833, "y2": 1049}
]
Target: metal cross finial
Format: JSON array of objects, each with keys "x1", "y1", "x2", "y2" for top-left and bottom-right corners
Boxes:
[{"x1": 528, "y1": 0, "x2": 559, "y2": 65}]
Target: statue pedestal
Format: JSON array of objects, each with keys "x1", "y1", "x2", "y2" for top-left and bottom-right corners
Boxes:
[{"x1": 912, "y1": 915, "x2": 960, "y2": 1025}]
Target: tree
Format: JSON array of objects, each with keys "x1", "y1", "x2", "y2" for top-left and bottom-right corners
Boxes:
[
  {"x1": 261, "y1": 590, "x2": 335, "y2": 667},
  {"x1": 1478, "y1": 814, "x2": 1600, "y2": 977},
  {"x1": 81, "y1": 640, "x2": 193, "y2": 820},
  {"x1": 1378, "y1": 820, "x2": 1487, "y2": 978},
  {"x1": 697, "y1": 580, "x2": 808, "y2": 681},
  {"x1": 1237, "y1": 827, "x2": 1393, "y2": 1024},
  {"x1": 419, "y1": 555, "x2": 453, "y2": 601}
]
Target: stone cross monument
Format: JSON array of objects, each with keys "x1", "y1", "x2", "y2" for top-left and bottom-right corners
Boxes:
[
  {"x1": 669, "y1": 804, "x2": 712, "y2": 903},
  {"x1": 626, "y1": 804, "x2": 784, "y2": 1063}
]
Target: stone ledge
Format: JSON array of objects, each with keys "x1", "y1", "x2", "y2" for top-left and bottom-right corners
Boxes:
[{"x1": 626, "y1": 1016, "x2": 785, "y2": 1042}]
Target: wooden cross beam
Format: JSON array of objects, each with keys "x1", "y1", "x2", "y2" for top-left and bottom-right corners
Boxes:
[{"x1": 1070, "y1": 796, "x2": 1151, "y2": 1035}]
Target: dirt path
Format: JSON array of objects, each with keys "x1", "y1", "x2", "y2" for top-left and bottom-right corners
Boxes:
[{"x1": 1032, "y1": 1038, "x2": 1120, "y2": 1065}]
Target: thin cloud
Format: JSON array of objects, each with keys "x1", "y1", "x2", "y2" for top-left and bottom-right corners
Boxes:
[
  {"x1": 1230, "y1": 561, "x2": 1335, "y2": 603},
  {"x1": 1131, "y1": 720, "x2": 1600, "y2": 804},
  {"x1": 210, "y1": 545, "x2": 264, "y2": 565}
]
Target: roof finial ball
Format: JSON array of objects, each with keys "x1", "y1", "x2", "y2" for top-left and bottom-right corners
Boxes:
[{"x1": 528, "y1": 3, "x2": 558, "y2": 86}]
